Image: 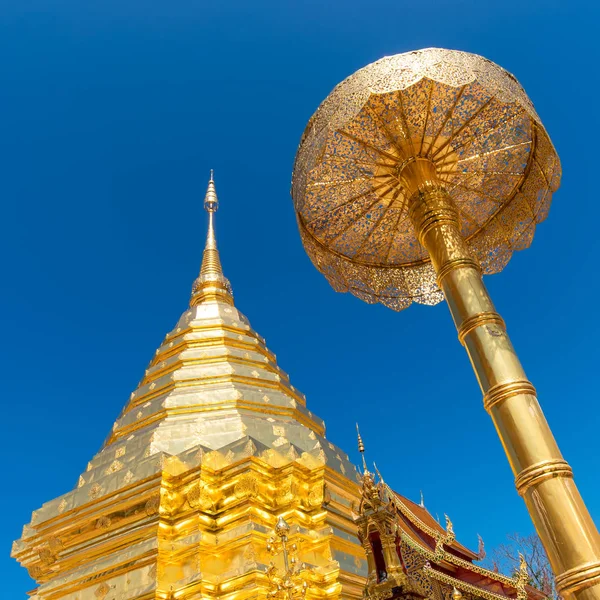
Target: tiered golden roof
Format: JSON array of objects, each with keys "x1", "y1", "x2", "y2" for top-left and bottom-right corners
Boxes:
[{"x1": 12, "y1": 174, "x2": 366, "y2": 600}]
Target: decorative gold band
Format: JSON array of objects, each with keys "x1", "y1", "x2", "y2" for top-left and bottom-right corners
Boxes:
[
  {"x1": 457, "y1": 312, "x2": 505, "y2": 345},
  {"x1": 555, "y1": 561, "x2": 600, "y2": 595},
  {"x1": 515, "y1": 459, "x2": 573, "y2": 495},
  {"x1": 436, "y1": 257, "x2": 482, "y2": 287},
  {"x1": 482, "y1": 379, "x2": 537, "y2": 412},
  {"x1": 408, "y1": 188, "x2": 459, "y2": 243}
]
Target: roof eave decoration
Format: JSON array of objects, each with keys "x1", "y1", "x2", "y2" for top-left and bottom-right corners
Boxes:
[{"x1": 356, "y1": 455, "x2": 543, "y2": 600}]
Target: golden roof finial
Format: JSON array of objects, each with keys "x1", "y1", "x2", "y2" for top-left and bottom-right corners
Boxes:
[
  {"x1": 190, "y1": 171, "x2": 234, "y2": 307},
  {"x1": 356, "y1": 424, "x2": 368, "y2": 473},
  {"x1": 477, "y1": 534, "x2": 486, "y2": 561},
  {"x1": 444, "y1": 514, "x2": 455, "y2": 544},
  {"x1": 515, "y1": 552, "x2": 529, "y2": 600},
  {"x1": 373, "y1": 462, "x2": 384, "y2": 484},
  {"x1": 452, "y1": 587, "x2": 463, "y2": 600}
]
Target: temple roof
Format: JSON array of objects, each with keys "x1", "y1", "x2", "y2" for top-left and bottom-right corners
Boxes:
[
  {"x1": 391, "y1": 492, "x2": 477, "y2": 560},
  {"x1": 355, "y1": 442, "x2": 546, "y2": 600}
]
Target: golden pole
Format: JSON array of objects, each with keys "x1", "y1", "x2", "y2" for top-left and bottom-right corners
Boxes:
[{"x1": 401, "y1": 157, "x2": 600, "y2": 600}]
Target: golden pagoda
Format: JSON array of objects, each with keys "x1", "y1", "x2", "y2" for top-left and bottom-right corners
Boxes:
[{"x1": 11, "y1": 173, "x2": 366, "y2": 600}]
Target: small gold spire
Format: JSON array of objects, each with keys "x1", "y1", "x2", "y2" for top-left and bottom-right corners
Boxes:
[
  {"x1": 190, "y1": 171, "x2": 234, "y2": 307},
  {"x1": 452, "y1": 587, "x2": 463, "y2": 600},
  {"x1": 356, "y1": 424, "x2": 368, "y2": 473}
]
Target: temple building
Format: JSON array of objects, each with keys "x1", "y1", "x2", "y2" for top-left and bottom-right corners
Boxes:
[
  {"x1": 353, "y1": 432, "x2": 545, "y2": 600},
  {"x1": 13, "y1": 175, "x2": 546, "y2": 600}
]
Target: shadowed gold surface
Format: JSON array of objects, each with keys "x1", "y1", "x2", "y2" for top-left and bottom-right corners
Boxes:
[{"x1": 292, "y1": 47, "x2": 561, "y2": 311}]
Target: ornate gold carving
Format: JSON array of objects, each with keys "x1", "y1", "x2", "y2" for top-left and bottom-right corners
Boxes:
[
  {"x1": 276, "y1": 478, "x2": 297, "y2": 505},
  {"x1": 88, "y1": 483, "x2": 102, "y2": 499},
  {"x1": 162, "y1": 488, "x2": 185, "y2": 514},
  {"x1": 444, "y1": 514, "x2": 455, "y2": 544},
  {"x1": 323, "y1": 484, "x2": 331, "y2": 506},
  {"x1": 424, "y1": 563, "x2": 508, "y2": 600},
  {"x1": 188, "y1": 483, "x2": 201, "y2": 507},
  {"x1": 94, "y1": 582, "x2": 110, "y2": 598},
  {"x1": 308, "y1": 487, "x2": 323, "y2": 507},
  {"x1": 145, "y1": 496, "x2": 160, "y2": 516},
  {"x1": 266, "y1": 517, "x2": 310, "y2": 600},
  {"x1": 38, "y1": 547, "x2": 55, "y2": 566},
  {"x1": 57, "y1": 499, "x2": 67, "y2": 514},
  {"x1": 234, "y1": 474, "x2": 259, "y2": 499},
  {"x1": 515, "y1": 553, "x2": 529, "y2": 600},
  {"x1": 47, "y1": 537, "x2": 63, "y2": 554},
  {"x1": 243, "y1": 439, "x2": 256, "y2": 456},
  {"x1": 188, "y1": 482, "x2": 213, "y2": 510},
  {"x1": 96, "y1": 516, "x2": 112, "y2": 530},
  {"x1": 29, "y1": 565, "x2": 43, "y2": 579},
  {"x1": 105, "y1": 459, "x2": 123, "y2": 475}
]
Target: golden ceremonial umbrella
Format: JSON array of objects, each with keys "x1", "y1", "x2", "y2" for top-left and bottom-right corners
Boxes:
[
  {"x1": 291, "y1": 48, "x2": 600, "y2": 600},
  {"x1": 293, "y1": 48, "x2": 559, "y2": 310}
]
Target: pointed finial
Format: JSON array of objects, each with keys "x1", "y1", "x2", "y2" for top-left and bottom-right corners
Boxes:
[
  {"x1": 373, "y1": 462, "x2": 384, "y2": 484},
  {"x1": 204, "y1": 169, "x2": 219, "y2": 213},
  {"x1": 515, "y1": 552, "x2": 529, "y2": 600},
  {"x1": 275, "y1": 516, "x2": 291, "y2": 539},
  {"x1": 420, "y1": 490, "x2": 425, "y2": 508},
  {"x1": 356, "y1": 424, "x2": 368, "y2": 473},
  {"x1": 477, "y1": 534, "x2": 486, "y2": 561},
  {"x1": 452, "y1": 587, "x2": 463, "y2": 600},
  {"x1": 190, "y1": 171, "x2": 233, "y2": 307},
  {"x1": 444, "y1": 514, "x2": 455, "y2": 544}
]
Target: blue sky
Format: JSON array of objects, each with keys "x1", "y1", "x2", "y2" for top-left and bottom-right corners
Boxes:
[{"x1": 2, "y1": 0, "x2": 598, "y2": 594}]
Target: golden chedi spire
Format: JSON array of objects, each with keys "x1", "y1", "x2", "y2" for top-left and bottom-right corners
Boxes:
[{"x1": 190, "y1": 170, "x2": 234, "y2": 306}]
